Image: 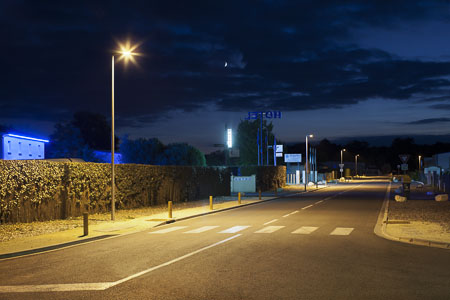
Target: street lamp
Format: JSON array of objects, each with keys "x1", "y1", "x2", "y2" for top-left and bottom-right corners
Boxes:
[
  {"x1": 340, "y1": 149, "x2": 346, "y2": 178},
  {"x1": 305, "y1": 134, "x2": 313, "y2": 191},
  {"x1": 418, "y1": 155, "x2": 422, "y2": 173},
  {"x1": 111, "y1": 40, "x2": 141, "y2": 221},
  {"x1": 355, "y1": 154, "x2": 360, "y2": 177}
]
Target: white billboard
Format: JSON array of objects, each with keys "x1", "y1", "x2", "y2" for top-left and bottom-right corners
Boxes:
[{"x1": 284, "y1": 153, "x2": 302, "y2": 163}]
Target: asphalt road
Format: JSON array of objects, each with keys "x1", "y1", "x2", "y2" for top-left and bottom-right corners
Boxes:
[{"x1": 1, "y1": 180, "x2": 450, "y2": 299}]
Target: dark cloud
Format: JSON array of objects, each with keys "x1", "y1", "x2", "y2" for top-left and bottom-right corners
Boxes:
[
  {"x1": 407, "y1": 118, "x2": 450, "y2": 125},
  {"x1": 2, "y1": 0, "x2": 450, "y2": 131}
]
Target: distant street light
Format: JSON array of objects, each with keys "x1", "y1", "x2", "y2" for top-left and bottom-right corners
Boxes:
[
  {"x1": 111, "y1": 40, "x2": 141, "y2": 221},
  {"x1": 418, "y1": 155, "x2": 422, "y2": 173},
  {"x1": 355, "y1": 154, "x2": 360, "y2": 177},
  {"x1": 340, "y1": 149, "x2": 346, "y2": 178},
  {"x1": 305, "y1": 134, "x2": 313, "y2": 191}
]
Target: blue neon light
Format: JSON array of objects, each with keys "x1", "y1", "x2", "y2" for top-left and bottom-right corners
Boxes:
[{"x1": 5, "y1": 134, "x2": 49, "y2": 143}]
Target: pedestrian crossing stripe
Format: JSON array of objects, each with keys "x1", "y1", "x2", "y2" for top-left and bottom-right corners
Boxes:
[
  {"x1": 291, "y1": 226, "x2": 318, "y2": 234},
  {"x1": 149, "y1": 226, "x2": 188, "y2": 234},
  {"x1": 218, "y1": 226, "x2": 251, "y2": 233},
  {"x1": 254, "y1": 226, "x2": 285, "y2": 233},
  {"x1": 329, "y1": 227, "x2": 354, "y2": 235},
  {"x1": 149, "y1": 225, "x2": 354, "y2": 235},
  {"x1": 184, "y1": 226, "x2": 219, "y2": 234}
]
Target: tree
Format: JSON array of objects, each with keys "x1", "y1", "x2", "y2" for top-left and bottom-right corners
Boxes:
[
  {"x1": 47, "y1": 122, "x2": 98, "y2": 161},
  {"x1": 205, "y1": 150, "x2": 226, "y2": 166},
  {"x1": 158, "y1": 143, "x2": 206, "y2": 166},
  {"x1": 72, "y1": 111, "x2": 117, "y2": 151},
  {"x1": 236, "y1": 119, "x2": 274, "y2": 165},
  {"x1": 120, "y1": 137, "x2": 164, "y2": 165}
]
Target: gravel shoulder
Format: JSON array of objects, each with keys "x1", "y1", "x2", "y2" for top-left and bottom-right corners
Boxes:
[{"x1": 386, "y1": 184, "x2": 450, "y2": 245}]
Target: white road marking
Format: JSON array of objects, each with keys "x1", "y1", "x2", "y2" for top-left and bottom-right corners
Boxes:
[
  {"x1": 0, "y1": 234, "x2": 242, "y2": 293},
  {"x1": 315, "y1": 200, "x2": 324, "y2": 204},
  {"x1": 301, "y1": 204, "x2": 314, "y2": 210},
  {"x1": 0, "y1": 282, "x2": 114, "y2": 293},
  {"x1": 290, "y1": 210, "x2": 299, "y2": 215},
  {"x1": 330, "y1": 227, "x2": 354, "y2": 235},
  {"x1": 254, "y1": 226, "x2": 285, "y2": 233},
  {"x1": 263, "y1": 219, "x2": 278, "y2": 225},
  {"x1": 292, "y1": 226, "x2": 319, "y2": 234},
  {"x1": 184, "y1": 226, "x2": 219, "y2": 234},
  {"x1": 219, "y1": 226, "x2": 250, "y2": 233},
  {"x1": 149, "y1": 226, "x2": 188, "y2": 234},
  {"x1": 282, "y1": 213, "x2": 291, "y2": 217},
  {"x1": 282, "y1": 210, "x2": 299, "y2": 217}
]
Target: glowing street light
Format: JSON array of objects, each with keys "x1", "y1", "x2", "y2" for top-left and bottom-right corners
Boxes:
[
  {"x1": 418, "y1": 155, "x2": 422, "y2": 172},
  {"x1": 355, "y1": 154, "x2": 360, "y2": 177},
  {"x1": 111, "y1": 40, "x2": 141, "y2": 221},
  {"x1": 340, "y1": 149, "x2": 346, "y2": 178},
  {"x1": 305, "y1": 134, "x2": 313, "y2": 191}
]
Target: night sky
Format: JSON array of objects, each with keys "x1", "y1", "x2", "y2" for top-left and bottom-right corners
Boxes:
[{"x1": 2, "y1": 1, "x2": 450, "y2": 153}]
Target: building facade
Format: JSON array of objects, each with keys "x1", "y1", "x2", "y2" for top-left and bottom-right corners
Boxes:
[{"x1": 1, "y1": 134, "x2": 49, "y2": 160}]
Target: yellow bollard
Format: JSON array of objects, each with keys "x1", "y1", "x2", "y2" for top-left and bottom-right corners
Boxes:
[
  {"x1": 168, "y1": 201, "x2": 173, "y2": 218},
  {"x1": 210, "y1": 196, "x2": 213, "y2": 210},
  {"x1": 259, "y1": 189, "x2": 261, "y2": 200},
  {"x1": 238, "y1": 192, "x2": 241, "y2": 204},
  {"x1": 83, "y1": 212, "x2": 89, "y2": 236}
]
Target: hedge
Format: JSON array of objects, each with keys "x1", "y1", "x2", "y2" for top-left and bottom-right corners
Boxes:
[{"x1": 0, "y1": 160, "x2": 230, "y2": 223}]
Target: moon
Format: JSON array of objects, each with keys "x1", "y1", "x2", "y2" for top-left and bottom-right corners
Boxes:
[{"x1": 224, "y1": 61, "x2": 228, "y2": 67}]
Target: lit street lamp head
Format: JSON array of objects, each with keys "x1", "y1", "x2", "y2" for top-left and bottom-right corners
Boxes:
[{"x1": 115, "y1": 39, "x2": 142, "y2": 66}]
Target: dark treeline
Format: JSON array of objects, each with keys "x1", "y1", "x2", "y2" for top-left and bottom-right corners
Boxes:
[{"x1": 287, "y1": 137, "x2": 450, "y2": 173}]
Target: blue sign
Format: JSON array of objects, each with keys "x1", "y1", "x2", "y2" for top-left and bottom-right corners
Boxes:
[{"x1": 245, "y1": 111, "x2": 282, "y2": 120}]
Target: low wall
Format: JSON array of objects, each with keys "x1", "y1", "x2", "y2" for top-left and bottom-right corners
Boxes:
[{"x1": 0, "y1": 160, "x2": 230, "y2": 223}]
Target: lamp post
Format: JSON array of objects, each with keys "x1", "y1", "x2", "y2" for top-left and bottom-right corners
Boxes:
[
  {"x1": 305, "y1": 134, "x2": 313, "y2": 191},
  {"x1": 340, "y1": 148, "x2": 346, "y2": 178},
  {"x1": 111, "y1": 40, "x2": 140, "y2": 221},
  {"x1": 418, "y1": 155, "x2": 422, "y2": 173},
  {"x1": 355, "y1": 154, "x2": 360, "y2": 177}
]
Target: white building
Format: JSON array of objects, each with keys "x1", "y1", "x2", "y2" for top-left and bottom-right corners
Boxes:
[{"x1": 1, "y1": 134, "x2": 49, "y2": 160}]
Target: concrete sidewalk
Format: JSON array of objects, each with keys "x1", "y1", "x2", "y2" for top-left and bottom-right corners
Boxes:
[
  {"x1": 0, "y1": 186, "x2": 327, "y2": 259},
  {"x1": 375, "y1": 182, "x2": 450, "y2": 250}
]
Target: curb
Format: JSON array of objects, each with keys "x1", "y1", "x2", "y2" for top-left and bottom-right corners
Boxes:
[{"x1": 374, "y1": 182, "x2": 450, "y2": 250}]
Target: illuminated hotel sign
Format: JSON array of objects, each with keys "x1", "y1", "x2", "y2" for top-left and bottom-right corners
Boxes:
[
  {"x1": 227, "y1": 128, "x2": 232, "y2": 148},
  {"x1": 245, "y1": 111, "x2": 282, "y2": 120}
]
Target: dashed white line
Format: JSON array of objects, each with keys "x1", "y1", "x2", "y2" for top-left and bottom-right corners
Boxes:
[
  {"x1": 315, "y1": 200, "x2": 324, "y2": 204},
  {"x1": 263, "y1": 219, "x2": 278, "y2": 225},
  {"x1": 301, "y1": 204, "x2": 314, "y2": 210}
]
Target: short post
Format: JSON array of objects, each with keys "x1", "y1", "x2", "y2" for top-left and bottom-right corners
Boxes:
[
  {"x1": 258, "y1": 189, "x2": 262, "y2": 200},
  {"x1": 168, "y1": 201, "x2": 173, "y2": 218},
  {"x1": 238, "y1": 192, "x2": 241, "y2": 204},
  {"x1": 210, "y1": 195, "x2": 213, "y2": 210},
  {"x1": 83, "y1": 212, "x2": 89, "y2": 236}
]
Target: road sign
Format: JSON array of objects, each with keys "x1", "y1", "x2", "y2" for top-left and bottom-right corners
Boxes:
[
  {"x1": 399, "y1": 154, "x2": 410, "y2": 163},
  {"x1": 401, "y1": 164, "x2": 408, "y2": 171},
  {"x1": 339, "y1": 163, "x2": 344, "y2": 168},
  {"x1": 340, "y1": 168, "x2": 343, "y2": 172},
  {"x1": 276, "y1": 145, "x2": 283, "y2": 153},
  {"x1": 284, "y1": 153, "x2": 302, "y2": 163},
  {"x1": 276, "y1": 152, "x2": 283, "y2": 157}
]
